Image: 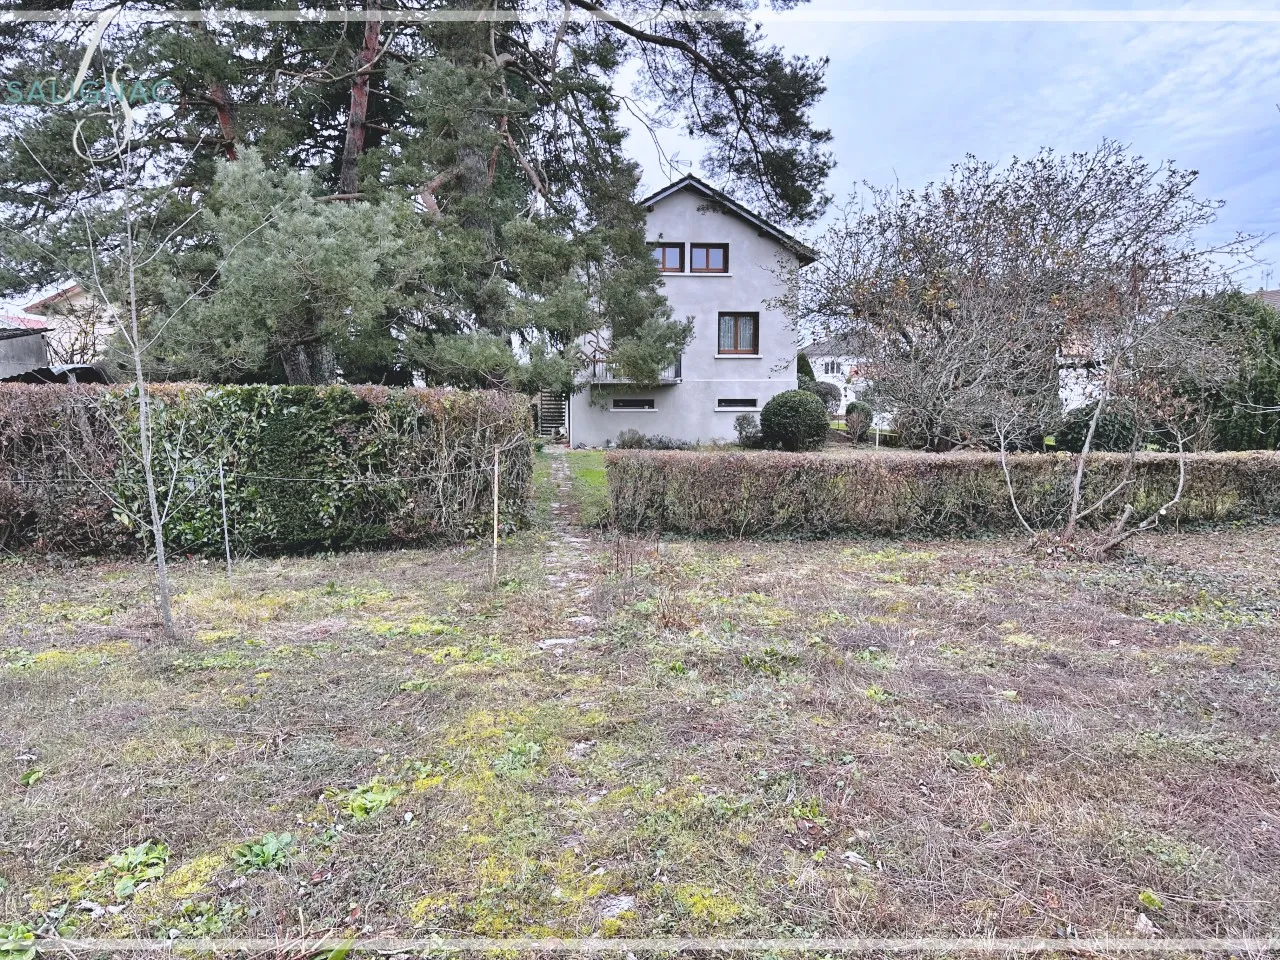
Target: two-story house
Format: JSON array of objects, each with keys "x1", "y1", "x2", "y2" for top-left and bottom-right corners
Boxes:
[{"x1": 565, "y1": 175, "x2": 816, "y2": 447}]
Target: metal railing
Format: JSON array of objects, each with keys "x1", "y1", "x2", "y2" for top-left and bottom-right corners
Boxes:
[{"x1": 587, "y1": 356, "x2": 682, "y2": 383}]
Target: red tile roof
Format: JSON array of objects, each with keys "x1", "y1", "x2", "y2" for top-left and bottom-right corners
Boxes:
[{"x1": 0, "y1": 313, "x2": 48, "y2": 332}]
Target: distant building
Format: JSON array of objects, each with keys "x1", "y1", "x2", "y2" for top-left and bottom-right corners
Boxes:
[
  {"x1": 0, "y1": 313, "x2": 51, "y2": 379},
  {"x1": 565, "y1": 175, "x2": 816, "y2": 446},
  {"x1": 23, "y1": 282, "x2": 115, "y2": 365},
  {"x1": 1255, "y1": 289, "x2": 1280, "y2": 312},
  {"x1": 800, "y1": 336, "x2": 869, "y2": 412}
]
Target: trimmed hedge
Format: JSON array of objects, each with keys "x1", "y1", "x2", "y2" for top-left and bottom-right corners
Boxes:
[
  {"x1": 0, "y1": 383, "x2": 532, "y2": 554},
  {"x1": 606, "y1": 449, "x2": 1280, "y2": 537}
]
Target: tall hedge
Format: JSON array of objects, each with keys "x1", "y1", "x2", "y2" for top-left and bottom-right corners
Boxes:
[
  {"x1": 606, "y1": 449, "x2": 1280, "y2": 537},
  {"x1": 0, "y1": 384, "x2": 532, "y2": 554}
]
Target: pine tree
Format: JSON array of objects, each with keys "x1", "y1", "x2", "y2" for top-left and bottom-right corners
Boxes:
[{"x1": 1, "y1": 4, "x2": 832, "y2": 388}]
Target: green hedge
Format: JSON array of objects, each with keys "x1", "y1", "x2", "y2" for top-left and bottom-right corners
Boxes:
[
  {"x1": 0, "y1": 383, "x2": 532, "y2": 554},
  {"x1": 606, "y1": 449, "x2": 1280, "y2": 537}
]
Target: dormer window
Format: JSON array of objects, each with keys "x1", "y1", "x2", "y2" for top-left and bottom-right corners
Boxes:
[
  {"x1": 650, "y1": 243, "x2": 684, "y2": 273},
  {"x1": 690, "y1": 243, "x2": 729, "y2": 273}
]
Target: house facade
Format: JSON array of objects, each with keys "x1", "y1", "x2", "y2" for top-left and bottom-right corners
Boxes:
[
  {"x1": 566, "y1": 175, "x2": 815, "y2": 447},
  {"x1": 23, "y1": 282, "x2": 114, "y2": 365},
  {"x1": 801, "y1": 336, "x2": 869, "y2": 413}
]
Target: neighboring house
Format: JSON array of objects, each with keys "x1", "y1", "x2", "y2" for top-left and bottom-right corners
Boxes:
[
  {"x1": 23, "y1": 282, "x2": 114, "y2": 365},
  {"x1": 800, "y1": 336, "x2": 869, "y2": 412},
  {"x1": 566, "y1": 175, "x2": 816, "y2": 446},
  {"x1": 0, "y1": 313, "x2": 51, "y2": 380}
]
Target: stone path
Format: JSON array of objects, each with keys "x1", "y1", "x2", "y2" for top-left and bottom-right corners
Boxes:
[{"x1": 537, "y1": 446, "x2": 597, "y2": 653}]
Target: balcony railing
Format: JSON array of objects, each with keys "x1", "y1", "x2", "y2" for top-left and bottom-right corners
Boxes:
[{"x1": 587, "y1": 356, "x2": 682, "y2": 383}]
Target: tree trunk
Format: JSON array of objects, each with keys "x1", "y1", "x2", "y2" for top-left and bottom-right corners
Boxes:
[
  {"x1": 196, "y1": 21, "x2": 238, "y2": 161},
  {"x1": 338, "y1": 0, "x2": 382, "y2": 195},
  {"x1": 282, "y1": 342, "x2": 338, "y2": 385},
  {"x1": 208, "y1": 81, "x2": 238, "y2": 160}
]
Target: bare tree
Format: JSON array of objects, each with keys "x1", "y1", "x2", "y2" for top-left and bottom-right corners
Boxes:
[
  {"x1": 787, "y1": 141, "x2": 1257, "y2": 552},
  {"x1": 9, "y1": 28, "x2": 268, "y2": 637}
]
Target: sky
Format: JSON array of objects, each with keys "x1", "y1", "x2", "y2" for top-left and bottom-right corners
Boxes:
[{"x1": 623, "y1": 0, "x2": 1280, "y2": 288}]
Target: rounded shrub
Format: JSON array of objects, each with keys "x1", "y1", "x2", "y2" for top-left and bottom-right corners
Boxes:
[
  {"x1": 804, "y1": 378, "x2": 842, "y2": 414},
  {"x1": 760, "y1": 389, "x2": 829, "y2": 451},
  {"x1": 844, "y1": 400, "x2": 873, "y2": 442}
]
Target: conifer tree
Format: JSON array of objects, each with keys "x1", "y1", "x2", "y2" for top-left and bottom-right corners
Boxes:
[{"x1": 0, "y1": 3, "x2": 832, "y2": 388}]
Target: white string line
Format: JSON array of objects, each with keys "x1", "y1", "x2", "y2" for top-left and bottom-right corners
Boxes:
[
  {"x1": 0, "y1": 466, "x2": 521, "y2": 484},
  {"x1": 3, "y1": 936, "x2": 1278, "y2": 953},
  {"x1": 4, "y1": 8, "x2": 1280, "y2": 22}
]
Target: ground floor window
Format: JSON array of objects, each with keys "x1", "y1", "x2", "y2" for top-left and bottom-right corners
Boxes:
[
  {"x1": 716, "y1": 398, "x2": 758, "y2": 409},
  {"x1": 612, "y1": 398, "x2": 655, "y2": 410}
]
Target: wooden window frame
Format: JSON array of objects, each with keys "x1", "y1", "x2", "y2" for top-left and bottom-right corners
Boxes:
[
  {"x1": 717, "y1": 312, "x2": 760, "y2": 355},
  {"x1": 689, "y1": 243, "x2": 729, "y2": 274},
  {"x1": 649, "y1": 243, "x2": 684, "y2": 273}
]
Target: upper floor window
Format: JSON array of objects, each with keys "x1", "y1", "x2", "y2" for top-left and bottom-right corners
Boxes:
[
  {"x1": 823, "y1": 360, "x2": 841, "y2": 376},
  {"x1": 718, "y1": 312, "x2": 759, "y2": 355},
  {"x1": 650, "y1": 243, "x2": 684, "y2": 273},
  {"x1": 690, "y1": 243, "x2": 729, "y2": 273}
]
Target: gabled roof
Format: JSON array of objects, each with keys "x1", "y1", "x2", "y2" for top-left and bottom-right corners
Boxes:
[
  {"x1": 24, "y1": 282, "x2": 84, "y2": 315},
  {"x1": 640, "y1": 174, "x2": 818, "y2": 266},
  {"x1": 801, "y1": 335, "x2": 862, "y2": 358}
]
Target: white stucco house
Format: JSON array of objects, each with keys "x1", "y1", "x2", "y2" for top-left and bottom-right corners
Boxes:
[
  {"x1": 564, "y1": 175, "x2": 816, "y2": 447},
  {"x1": 800, "y1": 336, "x2": 869, "y2": 412}
]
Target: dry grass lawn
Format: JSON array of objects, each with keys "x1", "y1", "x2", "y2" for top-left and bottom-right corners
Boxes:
[{"x1": 2, "y1": 452, "x2": 1278, "y2": 946}]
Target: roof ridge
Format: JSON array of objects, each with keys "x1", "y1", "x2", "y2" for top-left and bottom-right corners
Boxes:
[{"x1": 639, "y1": 174, "x2": 818, "y2": 265}]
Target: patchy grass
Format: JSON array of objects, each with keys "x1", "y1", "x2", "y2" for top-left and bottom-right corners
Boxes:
[
  {"x1": 564, "y1": 450, "x2": 609, "y2": 528},
  {"x1": 1, "y1": 523, "x2": 1278, "y2": 944}
]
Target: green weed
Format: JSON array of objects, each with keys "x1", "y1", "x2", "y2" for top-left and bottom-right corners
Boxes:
[
  {"x1": 493, "y1": 740, "x2": 543, "y2": 776},
  {"x1": 153, "y1": 899, "x2": 245, "y2": 937},
  {"x1": 0, "y1": 922, "x2": 35, "y2": 960},
  {"x1": 946, "y1": 750, "x2": 996, "y2": 771},
  {"x1": 234, "y1": 833, "x2": 293, "y2": 872},
  {"x1": 742, "y1": 646, "x2": 799, "y2": 678},
  {"x1": 94, "y1": 841, "x2": 169, "y2": 900},
  {"x1": 339, "y1": 780, "x2": 403, "y2": 821}
]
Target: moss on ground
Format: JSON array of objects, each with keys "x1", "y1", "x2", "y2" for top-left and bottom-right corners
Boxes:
[{"x1": 2, "y1": 527, "x2": 1279, "y2": 942}]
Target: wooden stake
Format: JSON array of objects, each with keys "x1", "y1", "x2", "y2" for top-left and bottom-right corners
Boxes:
[
  {"x1": 491, "y1": 445, "x2": 500, "y2": 587},
  {"x1": 219, "y1": 460, "x2": 233, "y2": 582}
]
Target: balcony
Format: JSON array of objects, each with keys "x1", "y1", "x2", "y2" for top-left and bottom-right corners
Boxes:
[{"x1": 587, "y1": 356, "x2": 682, "y2": 384}]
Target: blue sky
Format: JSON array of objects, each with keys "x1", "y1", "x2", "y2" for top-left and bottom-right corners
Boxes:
[{"x1": 624, "y1": 1, "x2": 1280, "y2": 288}]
